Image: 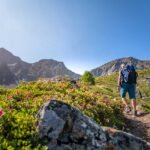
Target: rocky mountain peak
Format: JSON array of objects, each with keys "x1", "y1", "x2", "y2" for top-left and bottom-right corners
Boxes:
[
  {"x1": 91, "y1": 57, "x2": 150, "y2": 76},
  {"x1": 0, "y1": 48, "x2": 23, "y2": 65}
]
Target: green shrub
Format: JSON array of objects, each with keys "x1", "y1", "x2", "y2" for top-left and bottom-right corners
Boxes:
[{"x1": 81, "y1": 71, "x2": 95, "y2": 85}]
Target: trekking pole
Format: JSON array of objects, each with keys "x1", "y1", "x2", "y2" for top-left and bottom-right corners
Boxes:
[
  {"x1": 138, "y1": 88, "x2": 143, "y2": 99},
  {"x1": 136, "y1": 85, "x2": 142, "y2": 98},
  {"x1": 137, "y1": 87, "x2": 150, "y2": 101}
]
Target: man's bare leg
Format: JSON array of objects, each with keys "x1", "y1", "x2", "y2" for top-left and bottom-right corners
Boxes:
[
  {"x1": 122, "y1": 97, "x2": 130, "y2": 113},
  {"x1": 122, "y1": 97, "x2": 129, "y2": 107},
  {"x1": 131, "y1": 99, "x2": 138, "y2": 116},
  {"x1": 131, "y1": 99, "x2": 136, "y2": 111}
]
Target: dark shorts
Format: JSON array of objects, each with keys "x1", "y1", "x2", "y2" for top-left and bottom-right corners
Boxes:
[{"x1": 120, "y1": 83, "x2": 136, "y2": 99}]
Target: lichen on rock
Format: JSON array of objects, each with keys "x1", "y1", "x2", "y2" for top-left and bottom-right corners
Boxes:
[{"x1": 37, "y1": 100, "x2": 150, "y2": 150}]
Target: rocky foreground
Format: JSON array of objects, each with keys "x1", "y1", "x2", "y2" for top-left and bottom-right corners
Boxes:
[{"x1": 37, "y1": 100, "x2": 150, "y2": 150}]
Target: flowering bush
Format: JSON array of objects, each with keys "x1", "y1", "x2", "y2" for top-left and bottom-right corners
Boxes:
[{"x1": 0, "y1": 109, "x2": 4, "y2": 117}]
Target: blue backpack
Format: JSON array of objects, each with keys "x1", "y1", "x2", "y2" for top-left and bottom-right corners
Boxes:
[{"x1": 121, "y1": 65, "x2": 138, "y2": 84}]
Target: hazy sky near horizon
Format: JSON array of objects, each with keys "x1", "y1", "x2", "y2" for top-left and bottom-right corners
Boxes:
[{"x1": 0, "y1": 0, "x2": 150, "y2": 74}]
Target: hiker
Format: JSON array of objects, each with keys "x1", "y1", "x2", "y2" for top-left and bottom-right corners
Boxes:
[{"x1": 118, "y1": 64, "x2": 139, "y2": 116}]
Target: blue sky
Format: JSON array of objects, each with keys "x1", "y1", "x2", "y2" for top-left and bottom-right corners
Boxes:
[{"x1": 0, "y1": 0, "x2": 150, "y2": 74}]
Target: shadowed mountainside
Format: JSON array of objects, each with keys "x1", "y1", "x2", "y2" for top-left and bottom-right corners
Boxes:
[{"x1": 0, "y1": 48, "x2": 80, "y2": 85}]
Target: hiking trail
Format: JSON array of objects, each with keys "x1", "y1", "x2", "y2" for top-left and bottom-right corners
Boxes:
[{"x1": 124, "y1": 112, "x2": 150, "y2": 142}]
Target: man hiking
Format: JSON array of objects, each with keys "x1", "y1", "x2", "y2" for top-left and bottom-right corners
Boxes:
[{"x1": 118, "y1": 64, "x2": 139, "y2": 116}]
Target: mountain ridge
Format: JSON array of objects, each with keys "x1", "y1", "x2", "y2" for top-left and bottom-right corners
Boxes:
[
  {"x1": 91, "y1": 57, "x2": 150, "y2": 76},
  {"x1": 0, "y1": 48, "x2": 150, "y2": 85},
  {"x1": 0, "y1": 48, "x2": 80, "y2": 85}
]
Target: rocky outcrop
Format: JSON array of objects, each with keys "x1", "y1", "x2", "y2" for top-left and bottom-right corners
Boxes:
[
  {"x1": 103, "y1": 127, "x2": 150, "y2": 150},
  {"x1": 37, "y1": 100, "x2": 150, "y2": 150},
  {"x1": 91, "y1": 57, "x2": 150, "y2": 76}
]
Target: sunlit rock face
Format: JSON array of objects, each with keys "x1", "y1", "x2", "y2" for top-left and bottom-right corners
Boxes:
[{"x1": 91, "y1": 57, "x2": 150, "y2": 76}]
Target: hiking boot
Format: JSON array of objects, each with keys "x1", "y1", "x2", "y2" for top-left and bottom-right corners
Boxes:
[
  {"x1": 124, "y1": 106, "x2": 131, "y2": 113},
  {"x1": 133, "y1": 110, "x2": 137, "y2": 116},
  {"x1": 132, "y1": 110, "x2": 141, "y2": 117}
]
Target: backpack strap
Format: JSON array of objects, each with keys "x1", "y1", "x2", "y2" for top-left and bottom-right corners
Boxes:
[{"x1": 120, "y1": 70, "x2": 124, "y2": 85}]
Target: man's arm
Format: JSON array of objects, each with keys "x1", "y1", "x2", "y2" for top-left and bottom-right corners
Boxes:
[
  {"x1": 117, "y1": 71, "x2": 121, "y2": 92},
  {"x1": 118, "y1": 71, "x2": 121, "y2": 86}
]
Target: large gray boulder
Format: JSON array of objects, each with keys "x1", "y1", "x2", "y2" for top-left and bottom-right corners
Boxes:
[{"x1": 37, "y1": 100, "x2": 150, "y2": 150}]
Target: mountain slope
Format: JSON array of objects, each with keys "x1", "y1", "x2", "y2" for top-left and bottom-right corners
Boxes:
[
  {"x1": 0, "y1": 63, "x2": 18, "y2": 85},
  {"x1": 91, "y1": 57, "x2": 150, "y2": 76},
  {"x1": 0, "y1": 69, "x2": 150, "y2": 149},
  {"x1": 0, "y1": 48, "x2": 30, "y2": 82},
  {"x1": 27, "y1": 59, "x2": 80, "y2": 80},
  {"x1": 0, "y1": 48, "x2": 80, "y2": 85}
]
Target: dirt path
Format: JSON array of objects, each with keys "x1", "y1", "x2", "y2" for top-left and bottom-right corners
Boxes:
[{"x1": 124, "y1": 112, "x2": 150, "y2": 142}]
